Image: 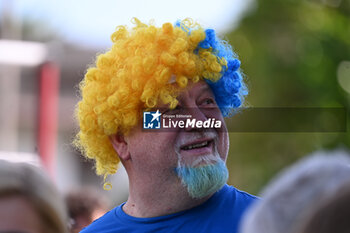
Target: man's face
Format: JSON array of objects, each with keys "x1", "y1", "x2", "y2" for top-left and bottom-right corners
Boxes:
[{"x1": 125, "y1": 81, "x2": 229, "y2": 197}]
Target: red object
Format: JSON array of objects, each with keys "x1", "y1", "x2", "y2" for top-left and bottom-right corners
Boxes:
[{"x1": 38, "y1": 62, "x2": 60, "y2": 180}]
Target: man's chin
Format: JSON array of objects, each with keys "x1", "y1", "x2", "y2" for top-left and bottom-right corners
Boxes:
[{"x1": 176, "y1": 160, "x2": 229, "y2": 199}]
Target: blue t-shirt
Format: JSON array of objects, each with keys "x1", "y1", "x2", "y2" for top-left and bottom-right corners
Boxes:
[{"x1": 81, "y1": 184, "x2": 258, "y2": 233}]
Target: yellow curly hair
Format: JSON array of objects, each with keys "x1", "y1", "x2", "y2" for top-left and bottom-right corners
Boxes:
[{"x1": 74, "y1": 18, "x2": 227, "y2": 185}]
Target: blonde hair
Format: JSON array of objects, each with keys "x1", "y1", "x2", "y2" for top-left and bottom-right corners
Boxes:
[{"x1": 74, "y1": 18, "x2": 245, "y2": 184}]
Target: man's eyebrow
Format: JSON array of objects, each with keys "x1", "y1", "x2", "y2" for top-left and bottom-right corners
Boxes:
[
  {"x1": 199, "y1": 84, "x2": 210, "y2": 92},
  {"x1": 198, "y1": 85, "x2": 212, "y2": 97}
]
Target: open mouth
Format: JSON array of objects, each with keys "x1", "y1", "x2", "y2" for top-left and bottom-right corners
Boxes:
[{"x1": 181, "y1": 140, "x2": 213, "y2": 151}]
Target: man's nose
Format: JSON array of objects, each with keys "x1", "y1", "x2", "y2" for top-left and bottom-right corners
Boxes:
[{"x1": 184, "y1": 106, "x2": 208, "y2": 131}]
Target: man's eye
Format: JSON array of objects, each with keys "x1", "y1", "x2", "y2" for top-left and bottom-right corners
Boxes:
[{"x1": 202, "y1": 98, "x2": 215, "y2": 105}]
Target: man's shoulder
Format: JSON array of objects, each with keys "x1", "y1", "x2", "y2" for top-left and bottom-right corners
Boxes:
[
  {"x1": 222, "y1": 184, "x2": 259, "y2": 200},
  {"x1": 235, "y1": 187, "x2": 259, "y2": 201},
  {"x1": 218, "y1": 184, "x2": 259, "y2": 210}
]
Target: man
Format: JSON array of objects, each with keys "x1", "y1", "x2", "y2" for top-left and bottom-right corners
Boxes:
[{"x1": 75, "y1": 18, "x2": 257, "y2": 233}]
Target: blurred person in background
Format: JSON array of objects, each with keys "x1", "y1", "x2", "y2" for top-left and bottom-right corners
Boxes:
[
  {"x1": 65, "y1": 187, "x2": 110, "y2": 233},
  {"x1": 0, "y1": 159, "x2": 68, "y2": 233},
  {"x1": 240, "y1": 150, "x2": 350, "y2": 233},
  {"x1": 293, "y1": 181, "x2": 350, "y2": 233},
  {"x1": 74, "y1": 18, "x2": 258, "y2": 232}
]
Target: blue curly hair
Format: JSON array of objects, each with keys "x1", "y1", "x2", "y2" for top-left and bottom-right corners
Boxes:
[
  {"x1": 198, "y1": 29, "x2": 247, "y2": 116},
  {"x1": 176, "y1": 21, "x2": 248, "y2": 116}
]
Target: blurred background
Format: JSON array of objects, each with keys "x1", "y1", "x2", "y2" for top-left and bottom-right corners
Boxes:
[{"x1": 0, "y1": 0, "x2": 349, "y2": 206}]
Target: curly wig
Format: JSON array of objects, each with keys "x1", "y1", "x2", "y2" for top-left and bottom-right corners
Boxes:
[{"x1": 74, "y1": 18, "x2": 247, "y2": 185}]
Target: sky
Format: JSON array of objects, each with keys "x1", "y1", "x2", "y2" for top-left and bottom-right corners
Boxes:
[{"x1": 1, "y1": 0, "x2": 254, "y2": 48}]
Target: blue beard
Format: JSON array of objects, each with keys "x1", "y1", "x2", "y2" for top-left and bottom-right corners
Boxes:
[{"x1": 176, "y1": 159, "x2": 229, "y2": 199}]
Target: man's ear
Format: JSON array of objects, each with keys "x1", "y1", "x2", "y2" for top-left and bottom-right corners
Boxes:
[{"x1": 109, "y1": 134, "x2": 131, "y2": 161}]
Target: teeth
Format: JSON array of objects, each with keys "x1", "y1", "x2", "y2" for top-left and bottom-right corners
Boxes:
[{"x1": 183, "y1": 141, "x2": 209, "y2": 150}]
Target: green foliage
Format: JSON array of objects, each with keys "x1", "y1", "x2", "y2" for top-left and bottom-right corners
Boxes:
[{"x1": 225, "y1": 0, "x2": 350, "y2": 195}]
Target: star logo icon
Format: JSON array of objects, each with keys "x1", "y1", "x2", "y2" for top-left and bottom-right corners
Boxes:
[{"x1": 150, "y1": 110, "x2": 161, "y2": 123}]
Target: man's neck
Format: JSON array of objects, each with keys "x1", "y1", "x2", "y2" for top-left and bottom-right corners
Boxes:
[{"x1": 122, "y1": 181, "x2": 212, "y2": 218}]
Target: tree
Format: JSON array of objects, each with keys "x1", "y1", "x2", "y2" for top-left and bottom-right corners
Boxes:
[{"x1": 225, "y1": 0, "x2": 350, "y2": 194}]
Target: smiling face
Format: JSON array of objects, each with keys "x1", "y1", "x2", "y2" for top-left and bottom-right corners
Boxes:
[{"x1": 120, "y1": 80, "x2": 229, "y2": 197}]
